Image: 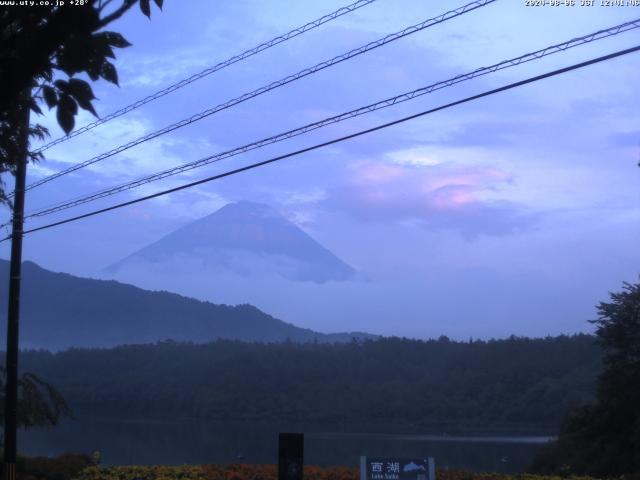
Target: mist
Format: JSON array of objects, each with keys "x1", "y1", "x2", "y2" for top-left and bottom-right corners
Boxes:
[{"x1": 100, "y1": 255, "x2": 600, "y2": 340}]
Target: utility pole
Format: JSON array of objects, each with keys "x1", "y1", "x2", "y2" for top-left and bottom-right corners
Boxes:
[{"x1": 3, "y1": 93, "x2": 30, "y2": 480}]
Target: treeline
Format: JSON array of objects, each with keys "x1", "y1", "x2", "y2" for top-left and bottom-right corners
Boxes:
[
  {"x1": 17, "y1": 335, "x2": 600, "y2": 431},
  {"x1": 530, "y1": 281, "x2": 640, "y2": 476}
]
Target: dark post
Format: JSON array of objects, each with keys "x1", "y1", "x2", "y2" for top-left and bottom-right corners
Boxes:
[
  {"x1": 278, "y1": 433, "x2": 304, "y2": 480},
  {"x1": 3, "y1": 96, "x2": 30, "y2": 480}
]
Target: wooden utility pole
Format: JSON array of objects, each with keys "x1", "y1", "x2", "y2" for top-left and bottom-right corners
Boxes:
[{"x1": 3, "y1": 94, "x2": 30, "y2": 480}]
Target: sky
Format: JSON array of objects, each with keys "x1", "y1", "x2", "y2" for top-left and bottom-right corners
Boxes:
[{"x1": 1, "y1": 0, "x2": 639, "y2": 339}]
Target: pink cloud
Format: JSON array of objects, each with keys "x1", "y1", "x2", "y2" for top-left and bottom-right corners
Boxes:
[
  {"x1": 342, "y1": 162, "x2": 511, "y2": 213},
  {"x1": 350, "y1": 162, "x2": 406, "y2": 185},
  {"x1": 325, "y1": 161, "x2": 529, "y2": 237},
  {"x1": 428, "y1": 185, "x2": 477, "y2": 210}
]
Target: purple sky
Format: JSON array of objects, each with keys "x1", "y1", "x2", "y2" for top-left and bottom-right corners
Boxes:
[{"x1": 1, "y1": 0, "x2": 639, "y2": 339}]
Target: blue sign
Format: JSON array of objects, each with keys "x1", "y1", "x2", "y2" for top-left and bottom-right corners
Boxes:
[{"x1": 360, "y1": 457, "x2": 435, "y2": 480}]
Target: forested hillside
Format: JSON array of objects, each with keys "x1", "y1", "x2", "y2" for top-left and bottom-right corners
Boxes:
[{"x1": 19, "y1": 335, "x2": 600, "y2": 431}]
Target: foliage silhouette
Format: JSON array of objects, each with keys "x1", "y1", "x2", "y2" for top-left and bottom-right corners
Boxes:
[
  {"x1": 0, "y1": 0, "x2": 163, "y2": 203},
  {"x1": 0, "y1": 367, "x2": 72, "y2": 429},
  {"x1": 530, "y1": 280, "x2": 640, "y2": 476}
]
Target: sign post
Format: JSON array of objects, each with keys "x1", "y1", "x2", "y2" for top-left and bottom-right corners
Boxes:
[
  {"x1": 278, "y1": 433, "x2": 304, "y2": 480},
  {"x1": 360, "y1": 457, "x2": 436, "y2": 480}
]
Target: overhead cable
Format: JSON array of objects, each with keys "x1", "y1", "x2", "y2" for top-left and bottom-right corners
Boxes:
[
  {"x1": 4, "y1": 44, "x2": 637, "y2": 242},
  {"x1": 23, "y1": 18, "x2": 640, "y2": 220},
  {"x1": 21, "y1": 0, "x2": 497, "y2": 194},
  {"x1": 32, "y1": 0, "x2": 380, "y2": 154}
]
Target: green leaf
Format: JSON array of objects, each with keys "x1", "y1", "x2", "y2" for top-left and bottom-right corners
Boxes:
[
  {"x1": 59, "y1": 94, "x2": 78, "y2": 116},
  {"x1": 153, "y1": 0, "x2": 163, "y2": 9},
  {"x1": 78, "y1": 99, "x2": 98, "y2": 117},
  {"x1": 104, "y1": 45, "x2": 116, "y2": 60},
  {"x1": 100, "y1": 61, "x2": 119, "y2": 86},
  {"x1": 86, "y1": 58, "x2": 102, "y2": 81},
  {"x1": 29, "y1": 124, "x2": 49, "y2": 142},
  {"x1": 99, "y1": 31, "x2": 132, "y2": 49},
  {"x1": 57, "y1": 36, "x2": 93, "y2": 76},
  {"x1": 42, "y1": 86, "x2": 57, "y2": 109},
  {"x1": 140, "y1": 0, "x2": 151, "y2": 17},
  {"x1": 67, "y1": 78, "x2": 96, "y2": 101},
  {"x1": 29, "y1": 99, "x2": 42, "y2": 115},
  {"x1": 56, "y1": 106, "x2": 74, "y2": 135},
  {"x1": 67, "y1": 79, "x2": 97, "y2": 117},
  {"x1": 57, "y1": 94, "x2": 77, "y2": 134},
  {"x1": 0, "y1": 368, "x2": 74, "y2": 429},
  {"x1": 53, "y1": 79, "x2": 68, "y2": 92},
  {"x1": 90, "y1": 33, "x2": 116, "y2": 59},
  {"x1": 74, "y1": 98, "x2": 98, "y2": 117}
]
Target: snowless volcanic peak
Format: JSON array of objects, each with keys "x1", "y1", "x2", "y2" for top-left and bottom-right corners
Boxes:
[{"x1": 106, "y1": 201, "x2": 357, "y2": 283}]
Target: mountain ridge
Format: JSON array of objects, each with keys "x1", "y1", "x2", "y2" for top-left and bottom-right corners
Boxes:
[{"x1": 0, "y1": 259, "x2": 375, "y2": 350}]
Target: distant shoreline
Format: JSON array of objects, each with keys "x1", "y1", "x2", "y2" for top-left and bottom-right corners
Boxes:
[{"x1": 46, "y1": 414, "x2": 559, "y2": 438}]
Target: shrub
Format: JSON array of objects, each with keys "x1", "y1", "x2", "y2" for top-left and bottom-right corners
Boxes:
[{"x1": 17, "y1": 453, "x2": 93, "y2": 480}]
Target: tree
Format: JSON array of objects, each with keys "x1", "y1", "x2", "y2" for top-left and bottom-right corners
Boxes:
[
  {"x1": 0, "y1": 0, "x2": 163, "y2": 203},
  {"x1": 1, "y1": 1, "x2": 164, "y2": 473},
  {"x1": 530, "y1": 280, "x2": 640, "y2": 476},
  {"x1": 0, "y1": 367, "x2": 72, "y2": 430}
]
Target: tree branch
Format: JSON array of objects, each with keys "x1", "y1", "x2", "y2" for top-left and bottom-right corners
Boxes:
[
  {"x1": 98, "y1": 0, "x2": 137, "y2": 28},
  {"x1": 98, "y1": 0, "x2": 116, "y2": 14}
]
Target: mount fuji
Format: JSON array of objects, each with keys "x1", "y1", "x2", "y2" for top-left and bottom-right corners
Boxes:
[{"x1": 105, "y1": 201, "x2": 356, "y2": 284}]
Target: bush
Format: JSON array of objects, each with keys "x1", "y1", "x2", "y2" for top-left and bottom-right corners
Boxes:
[
  {"x1": 17, "y1": 453, "x2": 93, "y2": 480},
  {"x1": 71, "y1": 465, "x2": 600, "y2": 480}
]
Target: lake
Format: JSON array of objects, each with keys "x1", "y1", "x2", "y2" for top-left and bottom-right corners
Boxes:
[{"x1": 19, "y1": 418, "x2": 554, "y2": 473}]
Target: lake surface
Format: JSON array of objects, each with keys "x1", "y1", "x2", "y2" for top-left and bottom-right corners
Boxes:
[{"x1": 19, "y1": 418, "x2": 554, "y2": 473}]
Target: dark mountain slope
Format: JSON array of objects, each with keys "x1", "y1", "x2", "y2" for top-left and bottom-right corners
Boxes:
[{"x1": 0, "y1": 260, "x2": 373, "y2": 350}]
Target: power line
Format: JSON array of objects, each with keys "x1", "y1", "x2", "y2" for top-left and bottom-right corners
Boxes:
[
  {"x1": 23, "y1": 18, "x2": 640, "y2": 220},
  {"x1": 5, "y1": 44, "x2": 637, "y2": 243},
  {"x1": 20, "y1": 0, "x2": 496, "y2": 194},
  {"x1": 32, "y1": 0, "x2": 380, "y2": 154}
]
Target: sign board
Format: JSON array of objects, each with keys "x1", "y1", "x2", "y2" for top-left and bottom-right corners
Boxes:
[{"x1": 360, "y1": 457, "x2": 435, "y2": 480}]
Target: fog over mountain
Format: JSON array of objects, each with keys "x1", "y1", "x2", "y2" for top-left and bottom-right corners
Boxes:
[
  {"x1": 98, "y1": 201, "x2": 604, "y2": 340},
  {"x1": 0, "y1": 260, "x2": 374, "y2": 350},
  {"x1": 106, "y1": 201, "x2": 356, "y2": 283},
  {"x1": 102, "y1": 201, "x2": 383, "y2": 336}
]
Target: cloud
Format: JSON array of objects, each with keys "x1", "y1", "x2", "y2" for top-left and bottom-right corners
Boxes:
[
  {"x1": 280, "y1": 188, "x2": 327, "y2": 205},
  {"x1": 32, "y1": 112, "x2": 221, "y2": 188},
  {"x1": 324, "y1": 158, "x2": 534, "y2": 238},
  {"x1": 609, "y1": 130, "x2": 640, "y2": 148},
  {"x1": 386, "y1": 146, "x2": 446, "y2": 167},
  {"x1": 119, "y1": 50, "x2": 213, "y2": 89}
]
